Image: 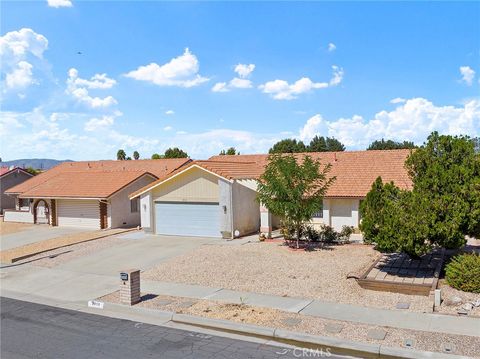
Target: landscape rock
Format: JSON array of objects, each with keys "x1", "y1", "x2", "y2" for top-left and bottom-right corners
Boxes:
[
  {"x1": 443, "y1": 296, "x2": 462, "y2": 306},
  {"x1": 462, "y1": 303, "x2": 473, "y2": 311},
  {"x1": 472, "y1": 299, "x2": 480, "y2": 307}
]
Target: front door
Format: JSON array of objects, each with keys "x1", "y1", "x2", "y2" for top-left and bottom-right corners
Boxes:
[{"x1": 35, "y1": 200, "x2": 50, "y2": 224}]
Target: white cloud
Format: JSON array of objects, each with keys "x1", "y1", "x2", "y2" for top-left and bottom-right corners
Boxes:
[
  {"x1": 163, "y1": 126, "x2": 173, "y2": 131},
  {"x1": 0, "y1": 28, "x2": 49, "y2": 93},
  {"x1": 125, "y1": 48, "x2": 208, "y2": 88},
  {"x1": 212, "y1": 82, "x2": 229, "y2": 92},
  {"x1": 298, "y1": 98, "x2": 480, "y2": 147},
  {"x1": 165, "y1": 110, "x2": 175, "y2": 115},
  {"x1": 66, "y1": 68, "x2": 117, "y2": 108},
  {"x1": 69, "y1": 69, "x2": 116, "y2": 89},
  {"x1": 459, "y1": 66, "x2": 475, "y2": 86},
  {"x1": 234, "y1": 64, "x2": 255, "y2": 78},
  {"x1": 47, "y1": 0, "x2": 73, "y2": 7},
  {"x1": 5, "y1": 61, "x2": 33, "y2": 89},
  {"x1": 212, "y1": 63, "x2": 255, "y2": 92},
  {"x1": 229, "y1": 77, "x2": 253, "y2": 89},
  {"x1": 327, "y1": 43, "x2": 336, "y2": 52},
  {"x1": 259, "y1": 65, "x2": 344, "y2": 100},
  {"x1": 84, "y1": 115, "x2": 115, "y2": 132},
  {"x1": 0, "y1": 28, "x2": 48, "y2": 59},
  {"x1": 390, "y1": 97, "x2": 406, "y2": 104}
]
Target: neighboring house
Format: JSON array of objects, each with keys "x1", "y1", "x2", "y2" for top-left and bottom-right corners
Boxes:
[
  {"x1": 4, "y1": 159, "x2": 190, "y2": 229},
  {"x1": 130, "y1": 150, "x2": 412, "y2": 238},
  {"x1": 0, "y1": 167, "x2": 34, "y2": 215}
]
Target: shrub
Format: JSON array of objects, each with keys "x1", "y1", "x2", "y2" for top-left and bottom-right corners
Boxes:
[
  {"x1": 320, "y1": 225, "x2": 338, "y2": 243},
  {"x1": 445, "y1": 253, "x2": 480, "y2": 293},
  {"x1": 338, "y1": 226, "x2": 354, "y2": 243},
  {"x1": 305, "y1": 226, "x2": 320, "y2": 242}
]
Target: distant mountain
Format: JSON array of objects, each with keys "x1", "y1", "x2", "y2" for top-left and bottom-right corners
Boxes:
[{"x1": 0, "y1": 158, "x2": 73, "y2": 170}]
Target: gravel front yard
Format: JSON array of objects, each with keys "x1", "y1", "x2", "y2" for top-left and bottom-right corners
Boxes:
[
  {"x1": 100, "y1": 291, "x2": 480, "y2": 358},
  {"x1": 143, "y1": 242, "x2": 432, "y2": 312}
]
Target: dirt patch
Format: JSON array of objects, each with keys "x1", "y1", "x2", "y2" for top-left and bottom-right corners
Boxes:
[
  {"x1": 100, "y1": 291, "x2": 480, "y2": 358},
  {"x1": 0, "y1": 222, "x2": 33, "y2": 236},
  {"x1": 143, "y1": 242, "x2": 432, "y2": 312}
]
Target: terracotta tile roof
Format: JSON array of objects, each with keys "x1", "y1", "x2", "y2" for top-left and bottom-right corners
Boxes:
[
  {"x1": 209, "y1": 150, "x2": 413, "y2": 197},
  {"x1": 19, "y1": 171, "x2": 156, "y2": 199},
  {"x1": 6, "y1": 159, "x2": 190, "y2": 198},
  {"x1": 129, "y1": 160, "x2": 264, "y2": 198}
]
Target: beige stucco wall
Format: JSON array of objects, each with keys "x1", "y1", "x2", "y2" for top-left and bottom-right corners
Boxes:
[
  {"x1": 327, "y1": 198, "x2": 360, "y2": 231},
  {"x1": 232, "y1": 181, "x2": 260, "y2": 236},
  {"x1": 152, "y1": 167, "x2": 219, "y2": 203},
  {"x1": 109, "y1": 175, "x2": 156, "y2": 228}
]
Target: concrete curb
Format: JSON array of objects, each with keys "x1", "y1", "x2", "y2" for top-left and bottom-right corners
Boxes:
[{"x1": 171, "y1": 312, "x2": 472, "y2": 359}]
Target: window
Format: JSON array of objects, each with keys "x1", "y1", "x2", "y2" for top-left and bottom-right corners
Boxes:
[
  {"x1": 19, "y1": 198, "x2": 30, "y2": 210},
  {"x1": 312, "y1": 201, "x2": 323, "y2": 218},
  {"x1": 130, "y1": 198, "x2": 139, "y2": 213}
]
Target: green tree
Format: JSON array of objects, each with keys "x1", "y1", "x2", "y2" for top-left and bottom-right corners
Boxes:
[
  {"x1": 151, "y1": 153, "x2": 163, "y2": 159},
  {"x1": 219, "y1": 147, "x2": 239, "y2": 155},
  {"x1": 360, "y1": 132, "x2": 480, "y2": 256},
  {"x1": 164, "y1": 147, "x2": 188, "y2": 158},
  {"x1": 405, "y1": 131, "x2": 480, "y2": 244},
  {"x1": 257, "y1": 154, "x2": 335, "y2": 248},
  {"x1": 116, "y1": 149, "x2": 126, "y2": 160},
  {"x1": 269, "y1": 139, "x2": 306, "y2": 154},
  {"x1": 25, "y1": 167, "x2": 40, "y2": 176},
  {"x1": 308, "y1": 136, "x2": 345, "y2": 152},
  {"x1": 367, "y1": 139, "x2": 416, "y2": 150},
  {"x1": 133, "y1": 151, "x2": 140, "y2": 160}
]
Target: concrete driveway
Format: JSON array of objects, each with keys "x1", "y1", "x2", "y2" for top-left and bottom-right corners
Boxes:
[
  {"x1": 0, "y1": 225, "x2": 88, "y2": 251},
  {"x1": 54, "y1": 233, "x2": 217, "y2": 276}
]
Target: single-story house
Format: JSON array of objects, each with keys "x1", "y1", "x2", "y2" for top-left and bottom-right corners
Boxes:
[
  {"x1": 130, "y1": 149, "x2": 412, "y2": 238},
  {"x1": 0, "y1": 167, "x2": 34, "y2": 214},
  {"x1": 5, "y1": 159, "x2": 190, "y2": 229}
]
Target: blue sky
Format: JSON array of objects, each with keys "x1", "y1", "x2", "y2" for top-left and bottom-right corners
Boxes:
[{"x1": 1, "y1": 1, "x2": 479, "y2": 161}]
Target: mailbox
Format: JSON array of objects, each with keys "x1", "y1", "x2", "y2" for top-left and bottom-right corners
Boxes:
[{"x1": 120, "y1": 272, "x2": 129, "y2": 281}]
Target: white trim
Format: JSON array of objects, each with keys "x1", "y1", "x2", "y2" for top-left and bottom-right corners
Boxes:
[{"x1": 130, "y1": 164, "x2": 233, "y2": 199}]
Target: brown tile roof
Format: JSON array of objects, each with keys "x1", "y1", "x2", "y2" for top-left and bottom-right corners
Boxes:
[
  {"x1": 209, "y1": 150, "x2": 413, "y2": 197},
  {"x1": 7, "y1": 159, "x2": 190, "y2": 199}
]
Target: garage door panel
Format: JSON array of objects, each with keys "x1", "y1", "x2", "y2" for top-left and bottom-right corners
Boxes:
[
  {"x1": 155, "y1": 202, "x2": 221, "y2": 238},
  {"x1": 57, "y1": 199, "x2": 100, "y2": 229}
]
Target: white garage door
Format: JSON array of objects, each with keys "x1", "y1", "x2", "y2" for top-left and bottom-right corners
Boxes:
[
  {"x1": 57, "y1": 199, "x2": 100, "y2": 229},
  {"x1": 155, "y1": 202, "x2": 221, "y2": 238}
]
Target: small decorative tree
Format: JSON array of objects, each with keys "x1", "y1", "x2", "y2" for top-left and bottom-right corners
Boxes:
[
  {"x1": 133, "y1": 151, "x2": 140, "y2": 160},
  {"x1": 257, "y1": 154, "x2": 335, "y2": 248}
]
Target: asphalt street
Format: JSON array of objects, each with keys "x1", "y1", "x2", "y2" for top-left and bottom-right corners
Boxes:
[{"x1": 0, "y1": 297, "x2": 344, "y2": 359}]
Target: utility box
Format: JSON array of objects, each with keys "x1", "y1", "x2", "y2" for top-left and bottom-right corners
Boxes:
[{"x1": 120, "y1": 269, "x2": 140, "y2": 305}]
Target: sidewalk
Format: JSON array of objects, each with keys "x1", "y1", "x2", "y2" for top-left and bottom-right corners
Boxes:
[{"x1": 1, "y1": 261, "x2": 478, "y2": 338}]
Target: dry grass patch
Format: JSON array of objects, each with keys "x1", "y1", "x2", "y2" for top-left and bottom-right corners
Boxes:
[
  {"x1": 0, "y1": 221, "x2": 33, "y2": 236},
  {"x1": 143, "y1": 242, "x2": 432, "y2": 311}
]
